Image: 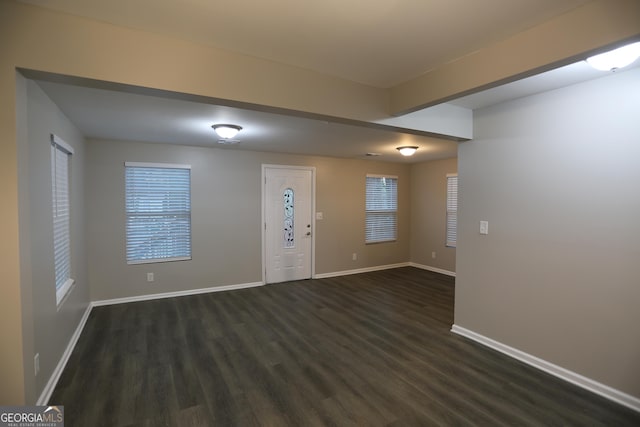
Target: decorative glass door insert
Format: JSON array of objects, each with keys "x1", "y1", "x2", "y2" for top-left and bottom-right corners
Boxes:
[{"x1": 283, "y1": 188, "x2": 294, "y2": 248}]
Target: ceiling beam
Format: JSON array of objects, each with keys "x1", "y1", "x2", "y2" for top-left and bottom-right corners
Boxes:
[{"x1": 390, "y1": 0, "x2": 640, "y2": 115}]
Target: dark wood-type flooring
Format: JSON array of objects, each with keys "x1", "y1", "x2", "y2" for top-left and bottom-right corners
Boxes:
[{"x1": 51, "y1": 267, "x2": 640, "y2": 426}]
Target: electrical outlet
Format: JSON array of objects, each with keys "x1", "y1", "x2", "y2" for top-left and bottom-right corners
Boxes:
[
  {"x1": 352, "y1": 253, "x2": 357, "y2": 261},
  {"x1": 431, "y1": 251, "x2": 436, "y2": 259},
  {"x1": 34, "y1": 353, "x2": 39, "y2": 376},
  {"x1": 480, "y1": 220, "x2": 489, "y2": 235},
  {"x1": 147, "y1": 272, "x2": 154, "y2": 282}
]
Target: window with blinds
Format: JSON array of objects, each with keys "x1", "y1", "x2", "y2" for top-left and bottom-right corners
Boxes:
[
  {"x1": 51, "y1": 135, "x2": 75, "y2": 305},
  {"x1": 446, "y1": 174, "x2": 458, "y2": 247},
  {"x1": 125, "y1": 162, "x2": 192, "y2": 264},
  {"x1": 366, "y1": 175, "x2": 398, "y2": 243}
]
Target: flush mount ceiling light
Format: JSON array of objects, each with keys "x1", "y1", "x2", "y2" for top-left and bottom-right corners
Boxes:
[
  {"x1": 586, "y1": 41, "x2": 640, "y2": 71},
  {"x1": 397, "y1": 146, "x2": 418, "y2": 156},
  {"x1": 212, "y1": 124, "x2": 242, "y2": 139}
]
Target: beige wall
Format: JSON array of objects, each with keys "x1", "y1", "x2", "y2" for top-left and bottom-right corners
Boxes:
[
  {"x1": 2, "y1": 0, "x2": 637, "y2": 404},
  {"x1": 0, "y1": 1, "x2": 386, "y2": 402},
  {"x1": 16, "y1": 79, "x2": 90, "y2": 404},
  {"x1": 391, "y1": 0, "x2": 640, "y2": 113},
  {"x1": 86, "y1": 139, "x2": 411, "y2": 301},
  {"x1": 410, "y1": 158, "x2": 457, "y2": 273},
  {"x1": 455, "y1": 68, "x2": 640, "y2": 398},
  {"x1": 1, "y1": 1, "x2": 388, "y2": 124}
]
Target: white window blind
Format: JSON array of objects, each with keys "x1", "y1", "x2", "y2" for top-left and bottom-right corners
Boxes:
[
  {"x1": 125, "y1": 163, "x2": 192, "y2": 264},
  {"x1": 366, "y1": 175, "x2": 398, "y2": 243},
  {"x1": 51, "y1": 135, "x2": 74, "y2": 305},
  {"x1": 446, "y1": 174, "x2": 458, "y2": 248}
]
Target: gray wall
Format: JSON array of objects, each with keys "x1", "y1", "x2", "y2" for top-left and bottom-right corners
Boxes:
[
  {"x1": 86, "y1": 139, "x2": 411, "y2": 301},
  {"x1": 17, "y1": 79, "x2": 90, "y2": 403},
  {"x1": 455, "y1": 68, "x2": 640, "y2": 398},
  {"x1": 410, "y1": 158, "x2": 457, "y2": 273}
]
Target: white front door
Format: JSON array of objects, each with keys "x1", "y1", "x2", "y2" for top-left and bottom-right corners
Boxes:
[{"x1": 263, "y1": 166, "x2": 314, "y2": 284}]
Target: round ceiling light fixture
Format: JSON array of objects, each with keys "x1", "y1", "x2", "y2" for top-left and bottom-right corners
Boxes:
[
  {"x1": 212, "y1": 124, "x2": 242, "y2": 139},
  {"x1": 397, "y1": 146, "x2": 418, "y2": 156},
  {"x1": 586, "y1": 41, "x2": 640, "y2": 71}
]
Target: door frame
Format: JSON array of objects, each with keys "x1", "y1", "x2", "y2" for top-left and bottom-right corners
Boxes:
[{"x1": 261, "y1": 164, "x2": 316, "y2": 284}]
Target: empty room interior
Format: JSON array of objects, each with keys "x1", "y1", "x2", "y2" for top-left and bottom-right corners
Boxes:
[{"x1": 2, "y1": 0, "x2": 640, "y2": 425}]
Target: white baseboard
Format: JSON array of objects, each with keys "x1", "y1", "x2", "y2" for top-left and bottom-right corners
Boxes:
[
  {"x1": 409, "y1": 262, "x2": 456, "y2": 277},
  {"x1": 92, "y1": 281, "x2": 264, "y2": 307},
  {"x1": 37, "y1": 303, "x2": 93, "y2": 405},
  {"x1": 314, "y1": 262, "x2": 410, "y2": 279},
  {"x1": 451, "y1": 324, "x2": 640, "y2": 413}
]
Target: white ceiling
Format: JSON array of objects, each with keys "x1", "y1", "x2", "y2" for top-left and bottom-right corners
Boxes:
[
  {"x1": 448, "y1": 59, "x2": 640, "y2": 109},
  {"x1": 25, "y1": 0, "x2": 636, "y2": 164},
  {"x1": 19, "y1": 0, "x2": 591, "y2": 88},
  {"x1": 36, "y1": 58, "x2": 634, "y2": 163},
  {"x1": 36, "y1": 80, "x2": 459, "y2": 163}
]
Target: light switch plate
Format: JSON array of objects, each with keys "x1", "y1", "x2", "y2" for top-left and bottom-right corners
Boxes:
[
  {"x1": 480, "y1": 220, "x2": 489, "y2": 235},
  {"x1": 316, "y1": 212, "x2": 324, "y2": 220}
]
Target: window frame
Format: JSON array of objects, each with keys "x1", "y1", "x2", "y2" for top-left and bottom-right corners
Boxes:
[
  {"x1": 51, "y1": 134, "x2": 75, "y2": 306},
  {"x1": 446, "y1": 173, "x2": 458, "y2": 248},
  {"x1": 125, "y1": 162, "x2": 192, "y2": 265},
  {"x1": 365, "y1": 174, "x2": 398, "y2": 244}
]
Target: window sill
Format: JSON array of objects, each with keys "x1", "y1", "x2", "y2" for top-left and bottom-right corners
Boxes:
[
  {"x1": 127, "y1": 256, "x2": 191, "y2": 265},
  {"x1": 365, "y1": 239, "x2": 397, "y2": 245},
  {"x1": 56, "y1": 278, "x2": 75, "y2": 310}
]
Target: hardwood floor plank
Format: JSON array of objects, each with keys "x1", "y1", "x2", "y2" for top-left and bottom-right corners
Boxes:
[{"x1": 50, "y1": 267, "x2": 640, "y2": 426}]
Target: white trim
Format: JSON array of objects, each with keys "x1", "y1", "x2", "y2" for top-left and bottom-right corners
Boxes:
[
  {"x1": 366, "y1": 173, "x2": 398, "y2": 179},
  {"x1": 314, "y1": 262, "x2": 410, "y2": 279},
  {"x1": 127, "y1": 256, "x2": 191, "y2": 265},
  {"x1": 37, "y1": 303, "x2": 92, "y2": 405},
  {"x1": 261, "y1": 164, "x2": 316, "y2": 170},
  {"x1": 55, "y1": 278, "x2": 75, "y2": 310},
  {"x1": 50, "y1": 134, "x2": 74, "y2": 155},
  {"x1": 451, "y1": 325, "x2": 640, "y2": 413},
  {"x1": 365, "y1": 238, "x2": 397, "y2": 245},
  {"x1": 124, "y1": 161, "x2": 191, "y2": 169},
  {"x1": 409, "y1": 262, "x2": 456, "y2": 277},
  {"x1": 92, "y1": 281, "x2": 264, "y2": 307}
]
